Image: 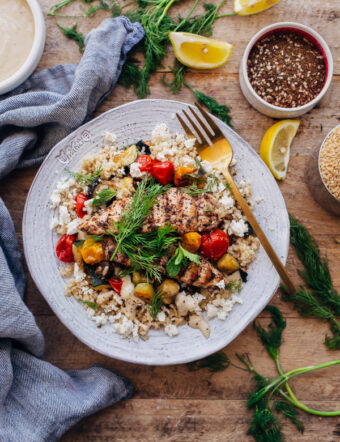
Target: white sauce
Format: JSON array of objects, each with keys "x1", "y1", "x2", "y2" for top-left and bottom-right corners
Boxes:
[{"x1": 0, "y1": 0, "x2": 35, "y2": 82}]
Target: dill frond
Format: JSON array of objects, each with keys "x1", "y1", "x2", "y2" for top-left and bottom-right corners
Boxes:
[
  {"x1": 57, "y1": 23, "x2": 85, "y2": 52},
  {"x1": 65, "y1": 166, "x2": 102, "y2": 186},
  {"x1": 187, "y1": 352, "x2": 231, "y2": 373},
  {"x1": 150, "y1": 290, "x2": 163, "y2": 319},
  {"x1": 253, "y1": 306, "x2": 286, "y2": 359},
  {"x1": 282, "y1": 214, "x2": 340, "y2": 350},
  {"x1": 275, "y1": 401, "x2": 305, "y2": 433}
]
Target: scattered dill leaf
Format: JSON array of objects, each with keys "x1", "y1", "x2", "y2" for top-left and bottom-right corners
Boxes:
[
  {"x1": 226, "y1": 281, "x2": 242, "y2": 292},
  {"x1": 275, "y1": 401, "x2": 305, "y2": 433},
  {"x1": 181, "y1": 173, "x2": 216, "y2": 196},
  {"x1": 187, "y1": 352, "x2": 231, "y2": 373},
  {"x1": 48, "y1": 0, "x2": 75, "y2": 16},
  {"x1": 57, "y1": 23, "x2": 85, "y2": 52},
  {"x1": 282, "y1": 214, "x2": 340, "y2": 350},
  {"x1": 65, "y1": 166, "x2": 102, "y2": 186},
  {"x1": 81, "y1": 300, "x2": 99, "y2": 309},
  {"x1": 162, "y1": 63, "x2": 187, "y2": 94},
  {"x1": 92, "y1": 188, "x2": 116, "y2": 206},
  {"x1": 253, "y1": 305, "x2": 286, "y2": 360},
  {"x1": 150, "y1": 290, "x2": 163, "y2": 319}
]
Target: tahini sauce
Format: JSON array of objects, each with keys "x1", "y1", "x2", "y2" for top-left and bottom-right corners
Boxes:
[{"x1": 0, "y1": 0, "x2": 35, "y2": 82}]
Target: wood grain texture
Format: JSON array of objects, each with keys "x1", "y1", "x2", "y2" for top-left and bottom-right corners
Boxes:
[{"x1": 0, "y1": 0, "x2": 339, "y2": 440}]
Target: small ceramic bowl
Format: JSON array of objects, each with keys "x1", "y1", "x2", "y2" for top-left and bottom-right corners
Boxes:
[
  {"x1": 0, "y1": 0, "x2": 45, "y2": 95},
  {"x1": 307, "y1": 125, "x2": 340, "y2": 217},
  {"x1": 239, "y1": 22, "x2": 333, "y2": 119}
]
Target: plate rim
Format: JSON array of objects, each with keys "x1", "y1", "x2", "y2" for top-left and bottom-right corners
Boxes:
[{"x1": 23, "y1": 98, "x2": 290, "y2": 365}]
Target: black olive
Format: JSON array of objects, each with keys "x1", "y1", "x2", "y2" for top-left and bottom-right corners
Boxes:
[
  {"x1": 239, "y1": 268, "x2": 248, "y2": 282},
  {"x1": 87, "y1": 178, "x2": 101, "y2": 198},
  {"x1": 136, "y1": 140, "x2": 151, "y2": 155},
  {"x1": 123, "y1": 165, "x2": 130, "y2": 175},
  {"x1": 244, "y1": 221, "x2": 255, "y2": 238}
]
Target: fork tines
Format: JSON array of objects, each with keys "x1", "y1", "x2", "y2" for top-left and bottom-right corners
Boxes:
[{"x1": 176, "y1": 102, "x2": 223, "y2": 149}]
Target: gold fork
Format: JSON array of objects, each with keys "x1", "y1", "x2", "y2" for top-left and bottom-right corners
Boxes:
[{"x1": 176, "y1": 103, "x2": 296, "y2": 295}]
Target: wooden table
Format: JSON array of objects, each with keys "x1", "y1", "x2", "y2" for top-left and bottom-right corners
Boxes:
[{"x1": 1, "y1": 0, "x2": 339, "y2": 440}]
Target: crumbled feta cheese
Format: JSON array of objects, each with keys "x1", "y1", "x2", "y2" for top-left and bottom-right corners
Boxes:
[
  {"x1": 157, "y1": 311, "x2": 166, "y2": 322},
  {"x1": 255, "y1": 196, "x2": 264, "y2": 204},
  {"x1": 103, "y1": 131, "x2": 117, "y2": 146},
  {"x1": 67, "y1": 218, "x2": 81, "y2": 235},
  {"x1": 164, "y1": 324, "x2": 178, "y2": 337},
  {"x1": 216, "y1": 279, "x2": 225, "y2": 290},
  {"x1": 59, "y1": 205, "x2": 71, "y2": 227},
  {"x1": 50, "y1": 192, "x2": 61, "y2": 209},
  {"x1": 201, "y1": 160, "x2": 213, "y2": 174},
  {"x1": 74, "y1": 263, "x2": 86, "y2": 282},
  {"x1": 219, "y1": 193, "x2": 234, "y2": 210},
  {"x1": 228, "y1": 219, "x2": 248, "y2": 237},
  {"x1": 115, "y1": 316, "x2": 135, "y2": 338},
  {"x1": 206, "y1": 303, "x2": 218, "y2": 319},
  {"x1": 83, "y1": 199, "x2": 94, "y2": 216},
  {"x1": 129, "y1": 162, "x2": 145, "y2": 178}
]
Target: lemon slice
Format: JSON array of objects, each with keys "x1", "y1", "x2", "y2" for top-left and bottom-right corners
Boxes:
[
  {"x1": 169, "y1": 32, "x2": 233, "y2": 69},
  {"x1": 234, "y1": 0, "x2": 282, "y2": 15},
  {"x1": 260, "y1": 120, "x2": 300, "y2": 180}
]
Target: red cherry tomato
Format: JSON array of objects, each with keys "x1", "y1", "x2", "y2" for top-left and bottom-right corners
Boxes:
[
  {"x1": 108, "y1": 278, "x2": 123, "y2": 295},
  {"x1": 75, "y1": 193, "x2": 88, "y2": 218},
  {"x1": 56, "y1": 234, "x2": 75, "y2": 262},
  {"x1": 200, "y1": 229, "x2": 229, "y2": 260},
  {"x1": 136, "y1": 155, "x2": 155, "y2": 173},
  {"x1": 152, "y1": 161, "x2": 175, "y2": 185}
]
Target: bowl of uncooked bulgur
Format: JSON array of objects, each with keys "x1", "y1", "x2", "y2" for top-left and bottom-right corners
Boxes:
[
  {"x1": 239, "y1": 22, "x2": 333, "y2": 118},
  {"x1": 307, "y1": 125, "x2": 340, "y2": 216}
]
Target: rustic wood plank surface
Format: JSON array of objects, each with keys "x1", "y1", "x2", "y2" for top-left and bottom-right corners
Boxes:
[{"x1": 0, "y1": 0, "x2": 339, "y2": 440}]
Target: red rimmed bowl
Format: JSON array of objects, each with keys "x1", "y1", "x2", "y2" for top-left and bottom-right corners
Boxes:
[{"x1": 239, "y1": 22, "x2": 333, "y2": 118}]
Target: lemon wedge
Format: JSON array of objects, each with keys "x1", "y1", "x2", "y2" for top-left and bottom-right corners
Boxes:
[
  {"x1": 234, "y1": 0, "x2": 282, "y2": 16},
  {"x1": 169, "y1": 32, "x2": 233, "y2": 69},
  {"x1": 260, "y1": 120, "x2": 300, "y2": 180}
]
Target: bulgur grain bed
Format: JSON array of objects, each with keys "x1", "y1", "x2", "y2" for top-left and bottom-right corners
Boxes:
[
  {"x1": 50, "y1": 124, "x2": 260, "y2": 341},
  {"x1": 320, "y1": 126, "x2": 340, "y2": 201}
]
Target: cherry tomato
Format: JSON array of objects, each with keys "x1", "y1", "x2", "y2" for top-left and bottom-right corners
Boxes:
[
  {"x1": 108, "y1": 278, "x2": 123, "y2": 295},
  {"x1": 200, "y1": 229, "x2": 229, "y2": 260},
  {"x1": 56, "y1": 234, "x2": 75, "y2": 262},
  {"x1": 75, "y1": 193, "x2": 88, "y2": 218},
  {"x1": 152, "y1": 161, "x2": 175, "y2": 185},
  {"x1": 136, "y1": 155, "x2": 155, "y2": 173}
]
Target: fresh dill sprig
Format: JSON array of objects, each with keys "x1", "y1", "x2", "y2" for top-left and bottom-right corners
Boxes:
[
  {"x1": 281, "y1": 214, "x2": 340, "y2": 350},
  {"x1": 57, "y1": 23, "x2": 85, "y2": 52},
  {"x1": 107, "y1": 177, "x2": 172, "y2": 280},
  {"x1": 186, "y1": 307, "x2": 340, "y2": 441},
  {"x1": 48, "y1": 0, "x2": 75, "y2": 16},
  {"x1": 150, "y1": 290, "x2": 163, "y2": 319},
  {"x1": 187, "y1": 352, "x2": 231, "y2": 373},
  {"x1": 181, "y1": 173, "x2": 216, "y2": 196},
  {"x1": 65, "y1": 166, "x2": 102, "y2": 186},
  {"x1": 162, "y1": 62, "x2": 233, "y2": 127},
  {"x1": 91, "y1": 188, "x2": 116, "y2": 206}
]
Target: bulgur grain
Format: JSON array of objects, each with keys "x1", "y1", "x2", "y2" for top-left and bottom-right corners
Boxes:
[{"x1": 320, "y1": 126, "x2": 340, "y2": 200}]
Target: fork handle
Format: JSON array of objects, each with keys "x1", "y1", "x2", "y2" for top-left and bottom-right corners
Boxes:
[{"x1": 223, "y1": 170, "x2": 297, "y2": 295}]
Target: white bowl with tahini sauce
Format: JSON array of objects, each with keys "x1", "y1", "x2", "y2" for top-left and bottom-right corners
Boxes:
[{"x1": 0, "y1": 0, "x2": 45, "y2": 95}]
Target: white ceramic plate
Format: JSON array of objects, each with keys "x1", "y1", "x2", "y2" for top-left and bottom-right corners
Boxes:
[{"x1": 23, "y1": 99, "x2": 289, "y2": 365}]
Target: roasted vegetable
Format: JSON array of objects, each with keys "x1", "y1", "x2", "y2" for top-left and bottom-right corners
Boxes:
[
  {"x1": 181, "y1": 232, "x2": 202, "y2": 253},
  {"x1": 200, "y1": 229, "x2": 229, "y2": 260},
  {"x1": 217, "y1": 253, "x2": 239, "y2": 274},
  {"x1": 75, "y1": 193, "x2": 88, "y2": 218},
  {"x1": 80, "y1": 239, "x2": 105, "y2": 264},
  {"x1": 72, "y1": 243, "x2": 83, "y2": 267},
  {"x1": 132, "y1": 271, "x2": 149, "y2": 285},
  {"x1": 174, "y1": 166, "x2": 195, "y2": 186},
  {"x1": 134, "y1": 282, "x2": 154, "y2": 302},
  {"x1": 159, "y1": 279, "x2": 180, "y2": 304},
  {"x1": 114, "y1": 144, "x2": 138, "y2": 167},
  {"x1": 56, "y1": 234, "x2": 75, "y2": 262},
  {"x1": 108, "y1": 277, "x2": 123, "y2": 295}
]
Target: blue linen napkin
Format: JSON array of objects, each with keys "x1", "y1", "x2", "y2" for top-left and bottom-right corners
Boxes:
[{"x1": 0, "y1": 17, "x2": 144, "y2": 442}]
